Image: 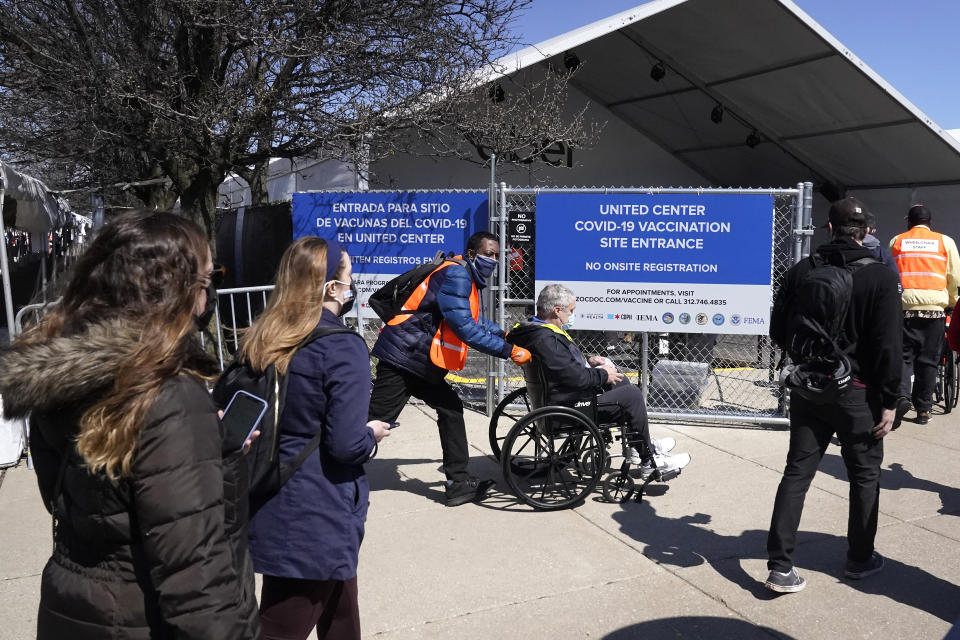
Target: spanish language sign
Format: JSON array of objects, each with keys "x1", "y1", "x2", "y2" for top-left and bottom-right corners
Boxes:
[
  {"x1": 292, "y1": 191, "x2": 488, "y2": 310},
  {"x1": 535, "y1": 192, "x2": 775, "y2": 334}
]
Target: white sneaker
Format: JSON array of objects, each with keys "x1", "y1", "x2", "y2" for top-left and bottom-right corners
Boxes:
[
  {"x1": 654, "y1": 452, "x2": 691, "y2": 474},
  {"x1": 653, "y1": 437, "x2": 676, "y2": 455},
  {"x1": 624, "y1": 446, "x2": 643, "y2": 466}
]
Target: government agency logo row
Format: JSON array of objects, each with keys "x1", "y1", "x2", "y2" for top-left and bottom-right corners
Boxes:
[{"x1": 661, "y1": 312, "x2": 730, "y2": 326}]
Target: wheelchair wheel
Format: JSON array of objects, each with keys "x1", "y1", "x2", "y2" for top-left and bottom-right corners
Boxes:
[
  {"x1": 488, "y1": 386, "x2": 531, "y2": 461},
  {"x1": 602, "y1": 473, "x2": 635, "y2": 504},
  {"x1": 946, "y1": 350, "x2": 959, "y2": 413},
  {"x1": 501, "y1": 407, "x2": 605, "y2": 511}
]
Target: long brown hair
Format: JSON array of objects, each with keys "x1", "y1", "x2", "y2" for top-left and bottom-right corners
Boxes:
[
  {"x1": 18, "y1": 211, "x2": 216, "y2": 478},
  {"x1": 240, "y1": 236, "x2": 346, "y2": 375}
]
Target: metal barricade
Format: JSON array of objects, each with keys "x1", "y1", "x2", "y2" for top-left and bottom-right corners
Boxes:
[{"x1": 491, "y1": 184, "x2": 812, "y2": 426}]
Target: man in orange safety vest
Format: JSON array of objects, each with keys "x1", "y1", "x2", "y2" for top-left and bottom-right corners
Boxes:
[{"x1": 890, "y1": 205, "x2": 960, "y2": 424}]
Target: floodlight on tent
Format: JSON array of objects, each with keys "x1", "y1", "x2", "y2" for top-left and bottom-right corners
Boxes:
[
  {"x1": 563, "y1": 51, "x2": 581, "y2": 72},
  {"x1": 649, "y1": 61, "x2": 666, "y2": 82},
  {"x1": 489, "y1": 83, "x2": 505, "y2": 103},
  {"x1": 745, "y1": 130, "x2": 762, "y2": 148},
  {"x1": 711, "y1": 104, "x2": 724, "y2": 124}
]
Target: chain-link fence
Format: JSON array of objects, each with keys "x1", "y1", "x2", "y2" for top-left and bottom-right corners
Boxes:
[{"x1": 494, "y1": 185, "x2": 810, "y2": 426}]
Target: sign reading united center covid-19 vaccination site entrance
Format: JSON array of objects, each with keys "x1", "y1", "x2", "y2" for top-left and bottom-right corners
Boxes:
[
  {"x1": 291, "y1": 191, "x2": 487, "y2": 311},
  {"x1": 535, "y1": 193, "x2": 775, "y2": 334}
]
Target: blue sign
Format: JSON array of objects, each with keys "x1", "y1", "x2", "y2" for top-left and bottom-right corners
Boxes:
[
  {"x1": 534, "y1": 192, "x2": 776, "y2": 334},
  {"x1": 292, "y1": 192, "x2": 487, "y2": 274},
  {"x1": 535, "y1": 193, "x2": 773, "y2": 285}
]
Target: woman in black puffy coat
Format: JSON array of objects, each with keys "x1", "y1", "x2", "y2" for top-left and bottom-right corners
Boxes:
[{"x1": 0, "y1": 212, "x2": 260, "y2": 639}]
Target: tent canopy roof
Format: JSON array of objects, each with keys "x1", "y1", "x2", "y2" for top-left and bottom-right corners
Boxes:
[
  {"x1": 0, "y1": 161, "x2": 67, "y2": 233},
  {"x1": 497, "y1": 0, "x2": 960, "y2": 190}
]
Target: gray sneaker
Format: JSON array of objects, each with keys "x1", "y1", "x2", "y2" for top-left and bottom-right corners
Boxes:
[
  {"x1": 844, "y1": 552, "x2": 884, "y2": 579},
  {"x1": 765, "y1": 568, "x2": 806, "y2": 593}
]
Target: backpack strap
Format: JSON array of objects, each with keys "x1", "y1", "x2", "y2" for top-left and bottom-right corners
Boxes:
[{"x1": 277, "y1": 324, "x2": 363, "y2": 483}]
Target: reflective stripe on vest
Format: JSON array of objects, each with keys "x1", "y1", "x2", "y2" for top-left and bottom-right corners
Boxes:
[
  {"x1": 892, "y1": 227, "x2": 948, "y2": 291},
  {"x1": 385, "y1": 258, "x2": 479, "y2": 371}
]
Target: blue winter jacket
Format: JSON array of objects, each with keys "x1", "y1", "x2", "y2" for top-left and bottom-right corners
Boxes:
[
  {"x1": 371, "y1": 258, "x2": 512, "y2": 380},
  {"x1": 248, "y1": 309, "x2": 376, "y2": 581}
]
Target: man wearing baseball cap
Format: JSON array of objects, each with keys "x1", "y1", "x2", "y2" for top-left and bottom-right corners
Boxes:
[
  {"x1": 890, "y1": 204, "x2": 960, "y2": 425},
  {"x1": 765, "y1": 196, "x2": 901, "y2": 592}
]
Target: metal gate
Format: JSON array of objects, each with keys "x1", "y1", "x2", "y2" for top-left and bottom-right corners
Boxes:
[{"x1": 489, "y1": 183, "x2": 813, "y2": 426}]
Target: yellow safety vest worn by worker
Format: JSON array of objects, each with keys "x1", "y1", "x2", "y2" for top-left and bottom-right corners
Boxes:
[{"x1": 386, "y1": 258, "x2": 479, "y2": 371}]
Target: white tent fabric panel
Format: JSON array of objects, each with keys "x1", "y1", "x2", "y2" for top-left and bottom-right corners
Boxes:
[{"x1": 498, "y1": 0, "x2": 960, "y2": 190}]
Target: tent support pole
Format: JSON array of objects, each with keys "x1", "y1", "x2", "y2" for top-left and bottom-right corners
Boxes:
[{"x1": 0, "y1": 189, "x2": 16, "y2": 339}]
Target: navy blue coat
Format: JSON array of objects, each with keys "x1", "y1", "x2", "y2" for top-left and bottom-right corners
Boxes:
[
  {"x1": 371, "y1": 258, "x2": 511, "y2": 380},
  {"x1": 248, "y1": 309, "x2": 376, "y2": 581}
]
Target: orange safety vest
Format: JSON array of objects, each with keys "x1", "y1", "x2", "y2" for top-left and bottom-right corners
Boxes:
[
  {"x1": 386, "y1": 258, "x2": 479, "y2": 371},
  {"x1": 892, "y1": 226, "x2": 949, "y2": 291}
]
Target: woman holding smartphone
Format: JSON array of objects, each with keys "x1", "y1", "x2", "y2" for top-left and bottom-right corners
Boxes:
[
  {"x1": 240, "y1": 237, "x2": 391, "y2": 640},
  {"x1": 0, "y1": 211, "x2": 260, "y2": 639}
]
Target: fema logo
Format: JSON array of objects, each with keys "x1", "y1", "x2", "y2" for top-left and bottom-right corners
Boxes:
[
  {"x1": 662, "y1": 312, "x2": 675, "y2": 324},
  {"x1": 731, "y1": 314, "x2": 742, "y2": 326},
  {"x1": 695, "y1": 313, "x2": 708, "y2": 325},
  {"x1": 679, "y1": 313, "x2": 691, "y2": 325},
  {"x1": 712, "y1": 313, "x2": 725, "y2": 326}
]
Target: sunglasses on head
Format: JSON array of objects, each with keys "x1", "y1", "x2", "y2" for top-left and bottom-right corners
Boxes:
[{"x1": 209, "y1": 263, "x2": 226, "y2": 288}]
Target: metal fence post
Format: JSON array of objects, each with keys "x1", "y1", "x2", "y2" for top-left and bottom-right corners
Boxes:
[
  {"x1": 792, "y1": 182, "x2": 804, "y2": 265},
  {"x1": 0, "y1": 188, "x2": 15, "y2": 338},
  {"x1": 485, "y1": 157, "x2": 498, "y2": 417},
  {"x1": 640, "y1": 332, "x2": 649, "y2": 402},
  {"x1": 802, "y1": 181, "x2": 814, "y2": 258},
  {"x1": 497, "y1": 181, "x2": 508, "y2": 406}
]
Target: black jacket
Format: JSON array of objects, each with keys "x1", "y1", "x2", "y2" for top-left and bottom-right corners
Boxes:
[
  {"x1": 0, "y1": 322, "x2": 261, "y2": 640},
  {"x1": 507, "y1": 319, "x2": 608, "y2": 406},
  {"x1": 771, "y1": 238, "x2": 903, "y2": 409}
]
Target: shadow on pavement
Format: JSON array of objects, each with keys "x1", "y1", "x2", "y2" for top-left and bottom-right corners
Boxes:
[
  {"x1": 602, "y1": 616, "x2": 796, "y2": 639},
  {"x1": 610, "y1": 501, "x2": 960, "y2": 621},
  {"x1": 820, "y1": 453, "x2": 960, "y2": 516}
]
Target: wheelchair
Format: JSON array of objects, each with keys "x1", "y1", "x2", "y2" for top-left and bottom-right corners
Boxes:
[
  {"x1": 488, "y1": 359, "x2": 680, "y2": 510},
  {"x1": 935, "y1": 329, "x2": 960, "y2": 413}
]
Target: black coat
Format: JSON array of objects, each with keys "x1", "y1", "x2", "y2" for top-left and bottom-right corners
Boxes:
[
  {"x1": 507, "y1": 319, "x2": 609, "y2": 406},
  {"x1": 0, "y1": 322, "x2": 261, "y2": 640},
  {"x1": 771, "y1": 238, "x2": 903, "y2": 409}
]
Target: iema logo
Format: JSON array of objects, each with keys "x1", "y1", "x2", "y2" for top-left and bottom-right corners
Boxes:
[
  {"x1": 662, "y1": 313, "x2": 675, "y2": 324},
  {"x1": 731, "y1": 314, "x2": 742, "y2": 326},
  {"x1": 679, "y1": 313, "x2": 691, "y2": 325},
  {"x1": 695, "y1": 313, "x2": 708, "y2": 325},
  {"x1": 607, "y1": 313, "x2": 615, "y2": 319},
  {"x1": 712, "y1": 313, "x2": 725, "y2": 326}
]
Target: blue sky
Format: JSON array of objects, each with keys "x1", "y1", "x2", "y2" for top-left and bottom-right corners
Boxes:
[{"x1": 511, "y1": 0, "x2": 960, "y2": 130}]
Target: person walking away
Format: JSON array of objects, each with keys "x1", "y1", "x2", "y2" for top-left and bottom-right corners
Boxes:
[
  {"x1": 765, "y1": 197, "x2": 901, "y2": 593},
  {"x1": 240, "y1": 237, "x2": 391, "y2": 640},
  {"x1": 890, "y1": 204, "x2": 960, "y2": 424},
  {"x1": 369, "y1": 231, "x2": 531, "y2": 506},
  {"x1": 0, "y1": 211, "x2": 261, "y2": 639},
  {"x1": 862, "y1": 211, "x2": 899, "y2": 275}
]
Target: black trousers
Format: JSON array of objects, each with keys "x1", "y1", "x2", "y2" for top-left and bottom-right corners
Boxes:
[
  {"x1": 901, "y1": 316, "x2": 944, "y2": 412},
  {"x1": 596, "y1": 380, "x2": 655, "y2": 456},
  {"x1": 259, "y1": 575, "x2": 360, "y2": 640},
  {"x1": 368, "y1": 361, "x2": 470, "y2": 483},
  {"x1": 767, "y1": 387, "x2": 883, "y2": 572}
]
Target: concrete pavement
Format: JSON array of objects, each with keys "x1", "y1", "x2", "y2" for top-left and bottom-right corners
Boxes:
[{"x1": 2, "y1": 402, "x2": 958, "y2": 639}]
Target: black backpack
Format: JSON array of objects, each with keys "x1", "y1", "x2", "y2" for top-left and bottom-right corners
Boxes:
[
  {"x1": 783, "y1": 254, "x2": 877, "y2": 402},
  {"x1": 212, "y1": 324, "x2": 356, "y2": 502},
  {"x1": 368, "y1": 250, "x2": 466, "y2": 321}
]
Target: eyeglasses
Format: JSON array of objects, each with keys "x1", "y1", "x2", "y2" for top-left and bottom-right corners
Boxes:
[{"x1": 209, "y1": 263, "x2": 226, "y2": 288}]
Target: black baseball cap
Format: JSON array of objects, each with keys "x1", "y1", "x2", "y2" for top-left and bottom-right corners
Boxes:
[{"x1": 822, "y1": 196, "x2": 869, "y2": 229}]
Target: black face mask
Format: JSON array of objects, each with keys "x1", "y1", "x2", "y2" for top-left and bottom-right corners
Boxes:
[
  {"x1": 195, "y1": 280, "x2": 217, "y2": 330},
  {"x1": 338, "y1": 282, "x2": 358, "y2": 317}
]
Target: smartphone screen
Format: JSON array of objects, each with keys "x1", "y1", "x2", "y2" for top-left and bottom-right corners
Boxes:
[{"x1": 221, "y1": 391, "x2": 268, "y2": 452}]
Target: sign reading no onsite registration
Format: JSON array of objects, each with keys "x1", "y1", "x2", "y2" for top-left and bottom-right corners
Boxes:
[
  {"x1": 535, "y1": 192, "x2": 775, "y2": 334},
  {"x1": 291, "y1": 191, "x2": 488, "y2": 309}
]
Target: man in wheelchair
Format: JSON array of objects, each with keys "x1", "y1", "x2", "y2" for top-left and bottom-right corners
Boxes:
[{"x1": 507, "y1": 284, "x2": 691, "y2": 477}]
